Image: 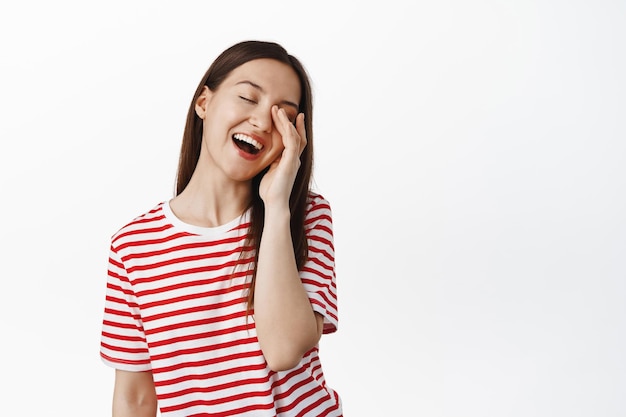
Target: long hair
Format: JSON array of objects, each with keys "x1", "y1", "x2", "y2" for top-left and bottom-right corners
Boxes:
[{"x1": 175, "y1": 40, "x2": 314, "y2": 310}]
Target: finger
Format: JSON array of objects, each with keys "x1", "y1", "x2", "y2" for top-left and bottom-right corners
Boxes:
[
  {"x1": 295, "y1": 113, "x2": 307, "y2": 155},
  {"x1": 271, "y1": 106, "x2": 299, "y2": 149}
]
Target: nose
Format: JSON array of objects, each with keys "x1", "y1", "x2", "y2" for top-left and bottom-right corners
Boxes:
[{"x1": 249, "y1": 106, "x2": 272, "y2": 133}]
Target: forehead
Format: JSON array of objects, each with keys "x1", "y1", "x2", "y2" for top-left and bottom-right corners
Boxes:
[{"x1": 224, "y1": 58, "x2": 301, "y2": 103}]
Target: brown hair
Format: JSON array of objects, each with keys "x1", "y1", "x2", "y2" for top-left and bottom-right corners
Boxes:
[{"x1": 175, "y1": 40, "x2": 314, "y2": 309}]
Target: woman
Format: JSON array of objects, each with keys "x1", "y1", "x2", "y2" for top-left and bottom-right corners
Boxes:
[{"x1": 100, "y1": 40, "x2": 342, "y2": 416}]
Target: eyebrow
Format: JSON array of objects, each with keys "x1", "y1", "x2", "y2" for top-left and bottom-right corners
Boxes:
[{"x1": 236, "y1": 80, "x2": 300, "y2": 111}]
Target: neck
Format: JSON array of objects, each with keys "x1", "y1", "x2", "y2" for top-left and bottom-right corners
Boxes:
[{"x1": 170, "y1": 169, "x2": 253, "y2": 228}]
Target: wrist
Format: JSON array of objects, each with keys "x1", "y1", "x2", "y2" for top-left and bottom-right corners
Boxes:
[{"x1": 263, "y1": 205, "x2": 291, "y2": 225}]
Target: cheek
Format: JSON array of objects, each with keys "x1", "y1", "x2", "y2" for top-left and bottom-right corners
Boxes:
[
  {"x1": 269, "y1": 137, "x2": 285, "y2": 159},
  {"x1": 270, "y1": 131, "x2": 285, "y2": 149},
  {"x1": 206, "y1": 101, "x2": 243, "y2": 126}
]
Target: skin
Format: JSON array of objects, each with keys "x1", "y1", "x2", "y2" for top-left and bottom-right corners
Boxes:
[
  {"x1": 113, "y1": 370, "x2": 157, "y2": 417},
  {"x1": 112, "y1": 58, "x2": 323, "y2": 416}
]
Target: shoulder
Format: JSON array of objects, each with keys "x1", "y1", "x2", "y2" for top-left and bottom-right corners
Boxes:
[
  {"x1": 305, "y1": 191, "x2": 334, "y2": 231},
  {"x1": 306, "y1": 191, "x2": 332, "y2": 215},
  {"x1": 110, "y1": 201, "x2": 169, "y2": 246}
]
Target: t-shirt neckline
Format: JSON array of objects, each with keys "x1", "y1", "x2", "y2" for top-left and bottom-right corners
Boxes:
[{"x1": 162, "y1": 200, "x2": 250, "y2": 236}]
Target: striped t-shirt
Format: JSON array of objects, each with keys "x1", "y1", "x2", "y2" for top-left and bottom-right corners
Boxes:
[{"x1": 100, "y1": 192, "x2": 342, "y2": 416}]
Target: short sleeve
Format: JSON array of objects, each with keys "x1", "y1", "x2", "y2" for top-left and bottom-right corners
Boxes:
[
  {"x1": 301, "y1": 193, "x2": 339, "y2": 334},
  {"x1": 100, "y1": 244, "x2": 152, "y2": 371}
]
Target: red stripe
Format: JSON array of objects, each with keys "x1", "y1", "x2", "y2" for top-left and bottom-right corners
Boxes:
[
  {"x1": 151, "y1": 336, "x2": 258, "y2": 366},
  {"x1": 160, "y1": 375, "x2": 270, "y2": 399},
  {"x1": 101, "y1": 331, "x2": 145, "y2": 343},
  {"x1": 101, "y1": 352, "x2": 150, "y2": 366},
  {"x1": 101, "y1": 341, "x2": 149, "y2": 355},
  {"x1": 115, "y1": 223, "x2": 176, "y2": 243},
  {"x1": 152, "y1": 349, "x2": 262, "y2": 374},
  {"x1": 309, "y1": 234, "x2": 335, "y2": 251},
  {"x1": 104, "y1": 307, "x2": 140, "y2": 320},
  {"x1": 155, "y1": 361, "x2": 267, "y2": 388},
  {"x1": 143, "y1": 297, "x2": 247, "y2": 324},
  {"x1": 131, "y1": 259, "x2": 252, "y2": 285},
  {"x1": 126, "y1": 247, "x2": 253, "y2": 273},
  {"x1": 140, "y1": 283, "x2": 247, "y2": 311},
  {"x1": 135, "y1": 269, "x2": 251, "y2": 298},
  {"x1": 302, "y1": 266, "x2": 333, "y2": 282},
  {"x1": 122, "y1": 236, "x2": 251, "y2": 262},
  {"x1": 115, "y1": 231, "x2": 190, "y2": 252},
  {"x1": 308, "y1": 245, "x2": 335, "y2": 263},
  {"x1": 305, "y1": 212, "x2": 332, "y2": 226},
  {"x1": 185, "y1": 401, "x2": 275, "y2": 417},
  {"x1": 102, "y1": 319, "x2": 142, "y2": 331},
  {"x1": 162, "y1": 392, "x2": 275, "y2": 414},
  {"x1": 308, "y1": 255, "x2": 334, "y2": 273},
  {"x1": 147, "y1": 322, "x2": 253, "y2": 348}
]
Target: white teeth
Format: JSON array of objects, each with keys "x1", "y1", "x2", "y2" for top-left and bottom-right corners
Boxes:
[{"x1": 233, "y1": 133, "x2": 263, "y2": 150}]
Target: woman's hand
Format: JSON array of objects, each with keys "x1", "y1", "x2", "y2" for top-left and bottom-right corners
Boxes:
[{"x1": 259, "y1": 106, "x2": 307, "y2": 208}]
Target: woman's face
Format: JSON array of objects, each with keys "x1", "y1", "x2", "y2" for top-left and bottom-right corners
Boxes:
[{"x1": 196, "y1": 58, "x2": 301, "y2": 183}]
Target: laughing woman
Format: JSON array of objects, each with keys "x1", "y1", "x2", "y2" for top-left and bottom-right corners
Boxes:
[{"x1": 100, "y1": 40, "x2": 342, "y2": 416}]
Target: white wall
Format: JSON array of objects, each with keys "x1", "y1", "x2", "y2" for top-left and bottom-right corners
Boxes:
[{"x1": 1, "y1": 1, "x2": 624, "y2": 416}]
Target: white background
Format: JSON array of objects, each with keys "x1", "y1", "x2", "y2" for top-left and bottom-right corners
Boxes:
[{"x1": 1, "y1": 1, "x2": 624, "y2": 416}]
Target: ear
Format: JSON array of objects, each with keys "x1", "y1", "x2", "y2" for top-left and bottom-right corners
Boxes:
[{"x1": 195, "y1": 86, "x2": 212, "y2": 119}]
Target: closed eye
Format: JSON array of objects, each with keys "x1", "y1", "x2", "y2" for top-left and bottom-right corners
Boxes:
[{"x1": 239, "y1": 96, "x2": 256, "y2": 104}]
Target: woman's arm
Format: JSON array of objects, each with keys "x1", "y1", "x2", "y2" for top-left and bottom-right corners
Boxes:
[
  {"x1": 112, "y1": 369, "x2": 158, "y2": 417},
  {"x1": 254, "y1": 207, "x2": 324, "y2": 371},
  {"x1": 254, "y1": 107, "x2": 323, "y2": 371}
]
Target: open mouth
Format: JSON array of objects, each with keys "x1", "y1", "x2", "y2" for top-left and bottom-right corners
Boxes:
[{"x1": 233, "y1": 133, "x2": 263, "y2": 155}]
